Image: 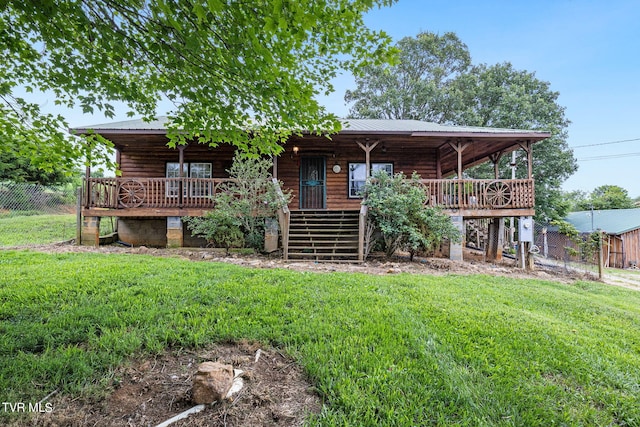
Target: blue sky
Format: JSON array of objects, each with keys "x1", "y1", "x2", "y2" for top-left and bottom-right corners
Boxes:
[{"x1": 55, "y1": 0, "x2": 640, "y2": 197}]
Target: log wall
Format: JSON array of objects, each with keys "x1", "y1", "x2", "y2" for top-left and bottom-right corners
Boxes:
[
  {"x1": 117, "y1": 136, "x2": 439, "y2": 211},
  {"x1": 118, "y1": 138, "x2": 237, "y2": 179},
  {"x1": 277, "y1": 136, "x2": 438, "y2": 210}
]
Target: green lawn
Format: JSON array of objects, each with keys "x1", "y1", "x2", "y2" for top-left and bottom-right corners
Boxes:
[
  {"x1": 0, "y1": 214, "x2": 116, "y2": 246},
  {"x1": 1, "y1": 250, "x2": 639, "y2": 426}
]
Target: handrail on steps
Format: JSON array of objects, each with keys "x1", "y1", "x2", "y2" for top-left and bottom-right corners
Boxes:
[
  {"x1": 272, "y1": 178, "x2": 290, "y2": 260},
  {"x1": 358, "y1": 203, "x2": 368, "y2": 262}
]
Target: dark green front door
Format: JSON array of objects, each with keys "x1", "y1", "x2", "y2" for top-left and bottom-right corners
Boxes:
[{"x1": 300, "y1": 157, "x2": 326, "y2": 209}]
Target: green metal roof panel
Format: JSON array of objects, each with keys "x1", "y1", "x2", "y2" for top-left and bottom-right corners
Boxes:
[{"x1": 566, "y1": 208, "x2": 640, "y2": 235}]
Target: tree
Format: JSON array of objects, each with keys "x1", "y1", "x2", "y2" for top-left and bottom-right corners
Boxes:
[
  {"x1": 0, "y1": 141, "x2": 73, "y2": 186},
  {"x1": 562, "y1": 189, "x2": 589, "y2": 213},
  {"x1": 1, "y1": 0, "x2": 396, "y2": 173},
  {"x1": 451, "y1": 63, "x2": 577, "y2": 221},
  {"x1": 577, "y1": 185, "x2": 635, "y2": 211},
  {"x1": 345, "y1": 33, "x2": 577, "y2": 222},
  {"x1": 346, "y1": 31, "x2": 471, "y2": 123}
]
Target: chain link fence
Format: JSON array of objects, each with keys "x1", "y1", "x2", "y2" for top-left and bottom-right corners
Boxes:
[
  {"x1": 532, "y1": 220, "x2": 600, "y2": 278},
  {"x1": 465, "y1": 218, "x2": 600, "y2": 278},
  {"x1": 0, "y1": 182, "x2": 80, "y2": 247}
]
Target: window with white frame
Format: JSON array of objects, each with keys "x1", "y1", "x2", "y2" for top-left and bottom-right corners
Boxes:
[
  {"x1": 189, "y1": 163, "x2": 213, "y2": 197},
  {"x1": 166, "y1": 162, "x2": 213, "y2": 197},
  {"x1": 348, "y1": 162, "x2": 393, "y2": 198}
]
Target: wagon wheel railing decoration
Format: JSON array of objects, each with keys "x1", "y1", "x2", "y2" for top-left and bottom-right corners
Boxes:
[
  {"x1": 417, "y1": 182, "x2": 433, "y2": 206},
  {"x1": 117, "y1": 179, "x2": 146, "y2": 208},
  {"x1": 484, "y1": 180, "x2": 512, "y2": 208}
]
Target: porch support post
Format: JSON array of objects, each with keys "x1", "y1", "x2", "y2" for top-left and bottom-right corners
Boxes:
[
  {"x1": 272, "y1": 155, "x2": 278, "y2": 179},
  {"x1": 488, "y1": 151, "x2": 505, "y2": 261},
  {"x1": 81, "y1": 216, "x2": 101, "y2": 247},
  {"x1": 356, "y1": 140, "x2": 380, "y2": 178},
  {"x1": 518, "y1": 140, "x2": 533, "y2": 179},
  {"x1": 436, "y1": 148, "x2": 443, "y2": 179},
  {"x1": 84, "y1": 163, "x2": 92, "y2": 210},
  {"x1": 489, "y1": 151, "x2": 504, "y2": 179},
  {"x1": 167, "y1": 216, "x2": 184, "y2": 248},
  {"x1": 448, "y1": 140, "x2": 470, "y2": 204},
  {"x1": 486, "y1": 217, "x2": 504, "y2": 261},
  {"x1": 448, "y1": 215, "x2": 464, "y2": 261},
  {"x1": 115, "y1": 148, "x2": 121, "y2": 175},
  {"x1": 178, "y1": 145, "x2": 186, "y2": 207}
]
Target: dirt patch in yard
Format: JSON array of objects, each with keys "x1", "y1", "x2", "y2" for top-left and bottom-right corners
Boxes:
[
  {"x1": 11, "y1": 241, "x2": 597, "y2": 285},
  {"x1": 26, "y1": 341, "x2": 321, "y2": 427}
]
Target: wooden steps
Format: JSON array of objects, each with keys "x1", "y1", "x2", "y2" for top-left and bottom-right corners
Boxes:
[{"x1": 287, "y1": 210, "x2": 361, "y2": 262}]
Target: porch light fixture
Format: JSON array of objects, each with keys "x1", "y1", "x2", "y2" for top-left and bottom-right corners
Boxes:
[
  {"x1": 292, "y1": 146, "x2": 299, "y2": 155},
  {"x1": 332, "y1": 163, "x2": 341, "y2": 173}
]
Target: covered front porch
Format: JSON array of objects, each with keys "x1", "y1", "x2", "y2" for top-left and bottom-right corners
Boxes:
[{"x1": 80, "y1": 176, "x2": 535, "y2": 261}]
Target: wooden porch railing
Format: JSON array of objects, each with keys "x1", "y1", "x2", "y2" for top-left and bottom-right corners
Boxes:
[
  {"x1": 418, "y1": 179, "x2": 534, "y2": 210},
  {"x1": 83, "y1": 177, "x2": 534, "y2": 211},
  {"x1": 82, "y1": 177, "x2": 235, "y2": 209}
]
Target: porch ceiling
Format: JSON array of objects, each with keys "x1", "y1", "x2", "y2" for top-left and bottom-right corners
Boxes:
[{"x1": 302, "y1": 132, "x2": 548, "y2": 178}]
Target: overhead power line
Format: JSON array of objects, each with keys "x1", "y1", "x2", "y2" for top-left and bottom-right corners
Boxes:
[
  {"x1": 573, "y1": 137, "x2": 640, "y2": 149},
  {"x1": 578, "y1": 152, "x2": 640, "y2": 162}
]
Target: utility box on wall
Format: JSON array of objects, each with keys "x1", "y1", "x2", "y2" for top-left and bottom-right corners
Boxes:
[{"x1": 518, "y1": 216, "x2": 534, "y2": 243}]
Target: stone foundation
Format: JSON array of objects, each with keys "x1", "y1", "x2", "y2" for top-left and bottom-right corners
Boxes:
[{"x1": 81, "y1": 216, "x2": 100, "y2": 247}]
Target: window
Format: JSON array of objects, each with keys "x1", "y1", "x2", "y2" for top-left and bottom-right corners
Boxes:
[
  {"x1": 189, "y1": 163, "x2": 213, "y2": 197},
  {"x1": 166, "y1": 162, "x2": 212, "y2": 197},
  {"x1": 348, "y1": 162, "x2": 393, "y2": 198}
]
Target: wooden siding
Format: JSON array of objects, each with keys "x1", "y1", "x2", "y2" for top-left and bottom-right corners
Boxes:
[
  {"x1": 118, "y1": 138, "x2": 236, "y2": 179},
  {"x1": 106, "y1": 134, "x2": 533, "y2": 217},
  {"x1": 278, "y1": 135, "x2": 438, "y2": 210},
  {"x1": 543, "y1": 229, "x2": 640, "y2": 269},
  {"x1": 607, "y1": 229, "x2": 640, "y2": 269}
]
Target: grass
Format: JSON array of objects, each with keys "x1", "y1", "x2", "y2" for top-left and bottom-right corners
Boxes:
[
  {"x1": 1, "y1": 251, "x2": 640, "y2": 426},
  {"x1": 0, "y1": 214, "x2": 116, "y2": 247}
]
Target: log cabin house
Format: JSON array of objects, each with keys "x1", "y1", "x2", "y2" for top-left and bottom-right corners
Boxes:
[{"x1": 75, "y1": 117, "x2": 550, "y2": 262}]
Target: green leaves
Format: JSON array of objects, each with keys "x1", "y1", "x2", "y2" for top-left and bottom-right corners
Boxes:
[
  {"x1": 346, "y1": 31, "x2": 470, "y2": 122},
  {"x1": 185, "y1": 154, "x2": 292, "y2": 252},
  {"x1": 346, "y1": 31, "x2": 576, "y2": 221},
  {"x1": 2, "y1": 0, "x2": 396, "y2": 170},
  {"x1": 363, "y1": 170, "x2": 461, "y2": 258}
]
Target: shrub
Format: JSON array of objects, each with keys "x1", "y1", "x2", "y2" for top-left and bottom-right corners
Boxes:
[
  {"x1": 186, "y1": 154, "x2": 291, "y2": 252},
  {"x1": 364, "y1": 170, "x2": 461, "y2": 260},
  {"x1": 185, "y1": 194, "x2": 245, "y2": 253}
]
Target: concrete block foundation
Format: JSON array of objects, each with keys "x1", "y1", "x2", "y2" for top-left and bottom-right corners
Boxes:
[
  {"x1": 166, "y1": 216, "x2": 183, "y2": 248},
  {"x1": 448, "y1": 216, "x2": 464, "y2": 261},
  {"x1": 81, "y1": 216, "x2": 101, "y2": 247}
]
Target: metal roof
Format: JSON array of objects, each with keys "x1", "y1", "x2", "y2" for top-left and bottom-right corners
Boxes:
[
  {"x1": 566, "y1": 208, "x2": 640, "y2": 235},
  {"x1": 72, "y1": 116, "x2": 549, "y2": 138}
]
